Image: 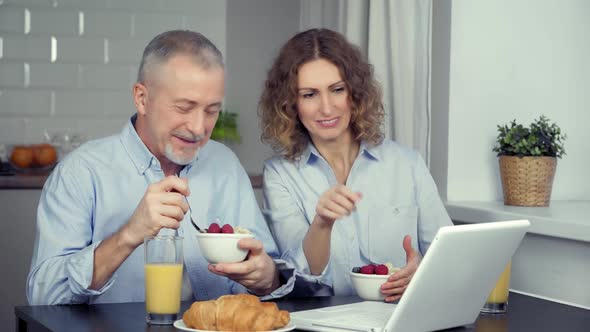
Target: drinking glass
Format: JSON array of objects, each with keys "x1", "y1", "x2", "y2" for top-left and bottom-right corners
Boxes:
[
  {"x1": 144, "y1": 235, "x2": 183, "y2": 324},
  {"x1": 481, "y1": 261, "x2": 511, "y2": 314}
]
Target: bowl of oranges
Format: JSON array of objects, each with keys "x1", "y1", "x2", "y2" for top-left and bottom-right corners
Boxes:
[{"x1": 9, "y1": 144, "x2": 59, "y2": 172}]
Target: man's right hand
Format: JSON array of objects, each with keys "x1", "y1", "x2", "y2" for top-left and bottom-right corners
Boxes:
[
  {"x1": 121, "y1": 176, "x2": 190, "y2": 248},
  {"x1": 314, "y1": 184, "x2": 362, "y2": 228}
]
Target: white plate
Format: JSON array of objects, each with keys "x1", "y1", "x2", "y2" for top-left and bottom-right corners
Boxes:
[{"x1": 173, "y1": 319, "x2": 295, "y2": 332}]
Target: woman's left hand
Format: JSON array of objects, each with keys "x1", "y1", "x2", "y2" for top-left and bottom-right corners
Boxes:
[{"x1": 380, "y1": 235, "x2": 422, "y2": 302}]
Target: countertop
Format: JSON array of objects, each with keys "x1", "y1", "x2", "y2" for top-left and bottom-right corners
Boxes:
[{"x1": 0, "y1": 162, "x2": 262, "y2": 189}]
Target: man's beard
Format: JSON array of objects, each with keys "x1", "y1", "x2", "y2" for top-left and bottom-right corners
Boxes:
[{"x1": 165, "y1": 131, "x2": 205, "y2": 165}]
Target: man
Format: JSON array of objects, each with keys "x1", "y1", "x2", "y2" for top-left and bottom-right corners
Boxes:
[{"x1": 27, "y1": 30, "x2": 295, "y2": 305}]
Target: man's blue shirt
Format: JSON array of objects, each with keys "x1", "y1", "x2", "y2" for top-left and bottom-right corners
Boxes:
[{"x1": 27, "y1": 115, "x2": 295, "y2": 304}]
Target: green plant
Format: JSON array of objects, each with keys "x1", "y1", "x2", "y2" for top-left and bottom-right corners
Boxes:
[
  {"x1": 211, "y1": 111, "x2": 240, "y2": 143},
  {"x1": 493, "y1": 115, "x2": 566, "y2": 158}
]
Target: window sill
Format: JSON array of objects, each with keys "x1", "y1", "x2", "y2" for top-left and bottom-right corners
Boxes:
[{"x1": 445, "y1": 200, "x2": 590, "y2": 243}]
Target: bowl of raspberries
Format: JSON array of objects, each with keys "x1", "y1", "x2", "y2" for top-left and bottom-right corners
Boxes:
[
  {"x1": 195, "y1": 221, "x2": 254, "y2": 264},
  {"x1": 349, "y1": 263, "x2": 400, "y2": 301}
]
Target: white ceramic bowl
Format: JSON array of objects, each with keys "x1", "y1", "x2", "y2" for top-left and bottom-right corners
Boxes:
[
  {"x1": 196, "y1": 232, "x2": 254, "y2": 264},
  {"x1": 350, "y1": 271, "x2": 396, "y2": 301}
]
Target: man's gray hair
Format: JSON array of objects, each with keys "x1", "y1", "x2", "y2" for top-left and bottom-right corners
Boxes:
[{"x1": 137, "y1": 30, "x2": 224, "y2": 83}]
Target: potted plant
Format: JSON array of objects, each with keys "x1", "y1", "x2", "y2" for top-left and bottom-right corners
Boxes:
[
  {"x1": 493, "y1": 115, "x2": 566, "y2": 206},
  {"x1": 211, "y1": 111, "x2": 241, "y2": 145}
]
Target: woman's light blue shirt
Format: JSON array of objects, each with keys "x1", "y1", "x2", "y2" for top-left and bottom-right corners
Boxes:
[{"x1": 263, "y1": 140, "x2": 452, "y2": 296}]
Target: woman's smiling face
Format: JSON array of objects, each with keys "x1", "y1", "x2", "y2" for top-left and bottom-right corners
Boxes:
[{"x1": 296, "y1": 58, "x2": 352, "y2": 145}]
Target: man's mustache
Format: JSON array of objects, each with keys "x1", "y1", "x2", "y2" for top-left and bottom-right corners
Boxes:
[{"x1": 172, "y1": 131, "x2": 204, "y2": 142}]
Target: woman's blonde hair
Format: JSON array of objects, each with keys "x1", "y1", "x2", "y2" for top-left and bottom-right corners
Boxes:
[{"x1": 259, "y1": 28, "x2": 384, "y2": 161}]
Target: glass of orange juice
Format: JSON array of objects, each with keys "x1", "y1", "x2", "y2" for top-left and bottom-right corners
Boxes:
[
  {"x1": 481, "y1": 261, "x2": 511, "y2": 314},
  {"x1": 144, "y1": 235, "x2": 183, "y2": 324}
]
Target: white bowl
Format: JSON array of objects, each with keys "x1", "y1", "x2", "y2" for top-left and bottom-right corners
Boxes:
[
  {"x1": 196, "y1": 232, "x2": 254, "y2": 264},
  {"x1": 350, "y1": 271, "x2": 393, "y2": 301}
]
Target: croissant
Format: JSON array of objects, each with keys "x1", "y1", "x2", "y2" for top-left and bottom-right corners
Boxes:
[{"x1": 182, "y1": 294, "x2": 290, "y2": 331}]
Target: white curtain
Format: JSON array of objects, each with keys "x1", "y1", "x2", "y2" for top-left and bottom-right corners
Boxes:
[{"x1": 300, "y1": 0, "x2": 433, "y2": 164}]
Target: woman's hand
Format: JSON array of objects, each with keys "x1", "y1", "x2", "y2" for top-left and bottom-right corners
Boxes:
[
  {"x1": 380, "y1": 235, "x2": 422, "y2": 302},
  {"x1": 315, "y1": 184, "x2": 362, "y2": 227}
]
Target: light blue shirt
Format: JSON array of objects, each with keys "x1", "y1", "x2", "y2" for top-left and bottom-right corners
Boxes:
[
  {"x1": 263, "y1": 140, "x2": 452, "y2": 296},
  {"x1": 27, "y1": 115, "x2": 295, "y2": 305}
]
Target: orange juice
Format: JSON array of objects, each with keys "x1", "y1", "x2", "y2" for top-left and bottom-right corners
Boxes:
[
  {"x1": 145, "y1": 263, "x2": 183, "y2": 314},
  {"x1": 487, "y1": 261, "x2": 511, "y2": 304}
]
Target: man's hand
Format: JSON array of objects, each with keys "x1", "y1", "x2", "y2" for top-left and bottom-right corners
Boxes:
[
  {"x1": 208, "y1": 238, "x2": 280, "y2": 296},
  {"x1": 315, "y1": 184, "x2": 362, "y2": 228},
  {"x1": 380, "y1": 235, "x2": 422, "y2": 302},
  {"x1": 120, "y1": 176, "x2": 189, "y2": 248}
]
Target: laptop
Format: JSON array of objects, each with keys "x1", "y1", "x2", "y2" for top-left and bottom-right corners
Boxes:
[{"x1": 291, "y1": 219, "x2": 531, "y2": 332}]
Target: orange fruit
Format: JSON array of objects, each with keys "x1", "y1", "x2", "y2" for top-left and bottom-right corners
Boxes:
[
  {"x1": 33, "y1": 144, "x2": 58, "y2": 167},
  {"x1": 10, "y1": 146, "x2": 34, "y2": 168}
]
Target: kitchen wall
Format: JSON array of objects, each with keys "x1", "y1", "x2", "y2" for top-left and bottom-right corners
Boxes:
[
  {"x1": 0, "y1": 0, "x2": 227, "y2": 147},
  {"x1": 226, "y1": 0, "x2": 301, "y2": 174},
  {"x1": 445, "y1": 0, "x2": 590, "y2": 201}
]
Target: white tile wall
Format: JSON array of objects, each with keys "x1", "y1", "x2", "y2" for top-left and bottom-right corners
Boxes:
[
  {"x1": 84, "y1": 11, "x2": 133, "y2": 37},
  {"x1": 56, "y1": 37, "x2": 105, "y2": 63},
  {"x1": 79, "y1": 64, "x2": 136, "y2": 89},
  {"x1": 0, "y1": 89, "x2": 51, "y2": 116},
  {"x1": 24, "y1": 116, "x2": 81, "y2": 142},
  {"x1": 107, "y1": 38, "x2": 149, "y2": 64},
  {"x1": 0, "y1": 8, "x2": 27, "y2": 34},
  {"x1": 0, "y1": 36, "x2": 52, "y2": 61},
  {"x1": 0, "y1": 117, "x2": 27, "y2": 144},
  {"x1": 29, "y1": 9, "x2": 80, "y2": 36},
  {"x1": 1, "y1": 0, "x2": 59, "y2": 8},
  {"x1": 29, "y1": 63, "x2": 78, "y2": 88},
  {"x1": 0, "y1": 0, "x2": 227, "y2": 146},
  {"x1": 0, "y1": 63, "x2": 26, "y2": 87},
  {"x1": 54, "y1": 90, "x2": 133, "y2": 116},
  {"x1": 106, "y1": 0, "x2": 161, "y2": 11},
  {"x1": 133, "y1": 13, "x2": 184, "y2": 38}
]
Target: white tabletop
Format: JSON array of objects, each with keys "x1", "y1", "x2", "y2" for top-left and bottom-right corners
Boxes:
[{"x1": 445, "y1": 200, "x2": 590, "y2": 242}]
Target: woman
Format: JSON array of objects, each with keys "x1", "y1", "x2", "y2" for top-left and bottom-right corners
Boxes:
[{"x1": 259, "y1": 29, "x2": 452, "y2": 302}]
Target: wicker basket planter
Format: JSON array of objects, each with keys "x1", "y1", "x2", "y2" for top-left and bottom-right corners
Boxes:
[{"x1": 498, "y1": 156, "x2": 557, "y2": 207}]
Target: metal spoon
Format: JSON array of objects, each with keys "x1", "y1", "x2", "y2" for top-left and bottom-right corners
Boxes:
[
  {"x1": 172, "y1": 174, "x2": 204, "y2": 233},
  {"x1": 184, "y1": 197, "x2": 205, "y2": 233}
]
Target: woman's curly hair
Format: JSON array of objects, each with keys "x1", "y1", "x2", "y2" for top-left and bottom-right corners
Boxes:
[{"x1": 259, "y1": 28, "x2": 385, "y2": 161}]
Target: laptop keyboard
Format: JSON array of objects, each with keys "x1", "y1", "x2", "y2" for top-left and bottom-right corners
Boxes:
[{"x1": 317, "y1": 310, "x2": 392, "y2": 327}]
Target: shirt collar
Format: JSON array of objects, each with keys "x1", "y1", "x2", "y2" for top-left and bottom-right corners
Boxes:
[
  {"x1": 120, "y1": 114, "x2": 156, "y2": 175},
  {"x1": 360, "y1": 141, "x2": 381, "y2": 161},
  {"x1": 296, "y1": 140, "x2": 380, "y2": 168}
]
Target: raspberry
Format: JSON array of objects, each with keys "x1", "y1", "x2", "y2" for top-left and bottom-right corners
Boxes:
[
  {"x1": 351, "y1": 267, "x2": 361, "y2": 273},
  {"x1": 374, "y1": 264, "x2": 389, "y2": 275},
  {"x1": 221, "y1": 224, "x2": 234, "y2": 234},
  {"x1": 359, "y1": 264, "x2": 375, "y2": 275},
  {"x1": 207, "y1": 223, "x2": 221, "y2": 233}
]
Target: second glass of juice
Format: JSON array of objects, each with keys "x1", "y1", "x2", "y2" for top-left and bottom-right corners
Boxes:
[
  {"x1": 481, "y1": 261, "x2": 511, "y2": 314},
  {"x1": 144, "y1": 235, "x2": 183, "y2": 325}
]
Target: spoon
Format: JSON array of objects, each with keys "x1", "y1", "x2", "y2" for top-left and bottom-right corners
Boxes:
[
  {"x1": 185, "y1": 197, "x2": 205, "y2": 233},
  {"x1": 172, "y1": 174, "x2": 204, "y2": 233}
]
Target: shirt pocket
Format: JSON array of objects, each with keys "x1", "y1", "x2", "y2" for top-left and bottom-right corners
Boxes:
[{"x1": 364, "y1": 204, "x2": 418, "y2": 266}]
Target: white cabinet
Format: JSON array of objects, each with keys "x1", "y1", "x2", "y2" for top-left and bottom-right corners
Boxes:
[{"x1": 0, "y1": 190, "x2": 41, "y2": 327}]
